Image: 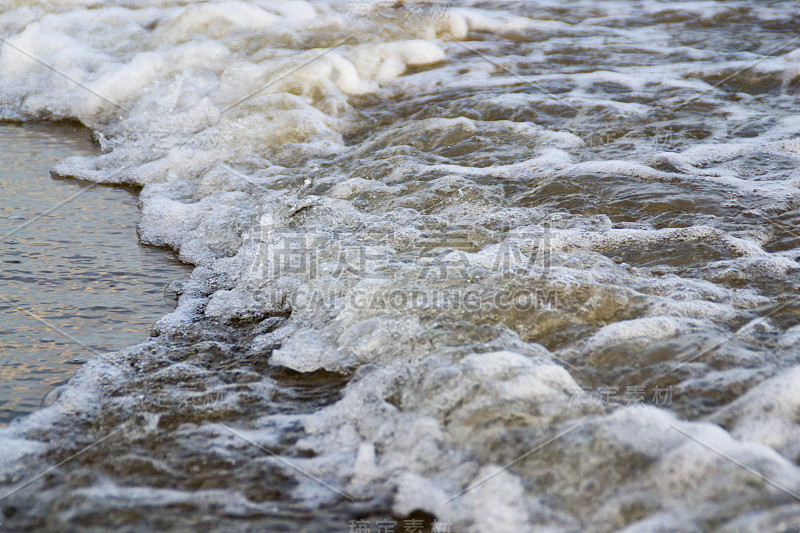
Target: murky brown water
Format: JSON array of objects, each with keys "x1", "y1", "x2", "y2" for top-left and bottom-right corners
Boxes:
[
  {"x1": 0, "y1": 2, "x2": 799, "y2": 532},
  {"x1": 0, "y1": 122, "x2": 191, "y2": 423}
]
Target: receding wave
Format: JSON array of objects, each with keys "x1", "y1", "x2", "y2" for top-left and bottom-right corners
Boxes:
[{"x1": 1, "y1": 1, "x2": 799, "y2": 531}]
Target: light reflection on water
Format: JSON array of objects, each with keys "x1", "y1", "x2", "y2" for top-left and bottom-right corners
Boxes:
[{"x1": 0, "y1": 122, "x2": 191, "y2": 424}]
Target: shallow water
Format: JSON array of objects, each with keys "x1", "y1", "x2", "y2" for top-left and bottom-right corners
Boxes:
[
  {"x1": 0, "y1": 1, "x2": 799, "y2": 532},
  {"x1": 0, "y1": 122, "x2": 191, "y2": 424}
]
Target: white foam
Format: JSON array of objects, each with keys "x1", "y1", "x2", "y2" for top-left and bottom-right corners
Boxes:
[
  {"x1": 711, "y1": 366, "x2": 800, "y2": 462},
  {"x1": 3, "y1": 1, "x2": 800, "y2": 530}
]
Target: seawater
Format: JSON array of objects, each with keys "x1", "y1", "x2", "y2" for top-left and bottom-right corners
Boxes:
[
  {"x1": 0, "y1": 122, "x2": 191, "y2": 423},
  {"x1": 0, "y1": 2, "x2": 798, "y2": 532}
]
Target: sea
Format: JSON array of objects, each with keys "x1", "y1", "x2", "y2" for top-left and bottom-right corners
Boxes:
[{"x1": 0, "y1": 1, "x2": 799, "y2": 532}]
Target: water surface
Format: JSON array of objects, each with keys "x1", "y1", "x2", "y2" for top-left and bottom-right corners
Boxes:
[
  {"x1": 1, "y1": 2, "x2": 800, "y2": 532},
  {"x1": 0, "y1": 122, "x2": 191, "y2": 424}
]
